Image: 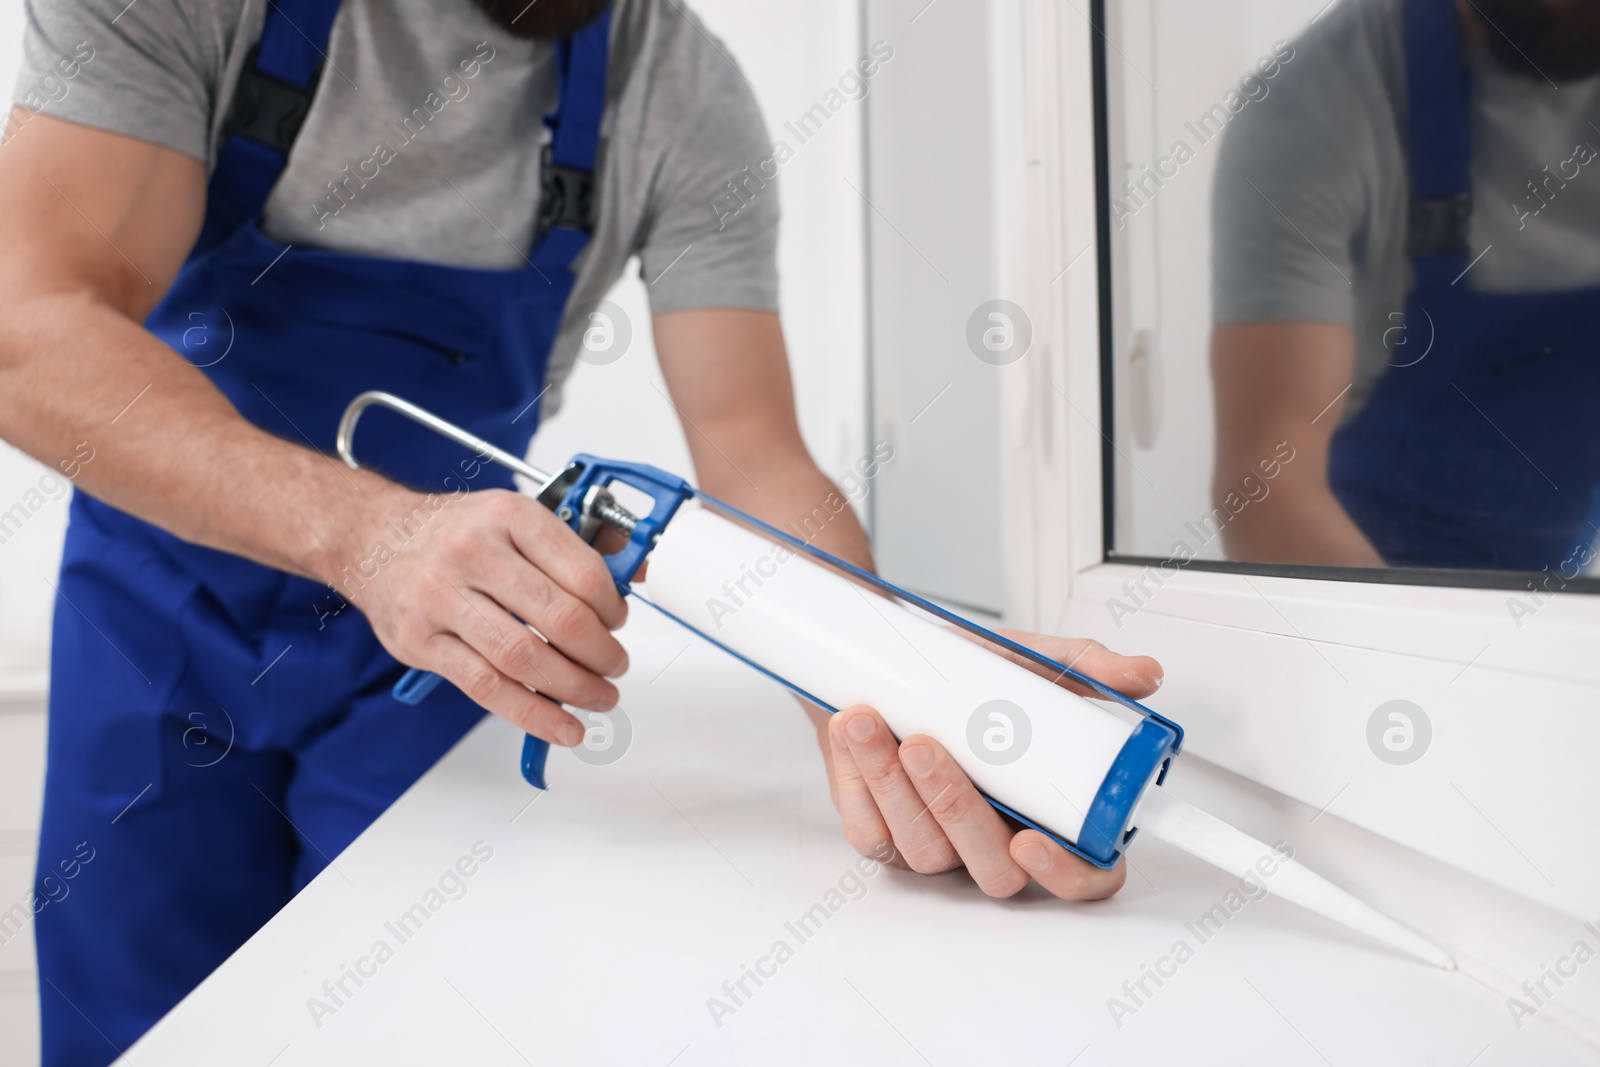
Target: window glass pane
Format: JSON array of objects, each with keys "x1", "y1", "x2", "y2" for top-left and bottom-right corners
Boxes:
[{"x1": 1104, "y1": 0, "x2": 1600, "y2": 588}]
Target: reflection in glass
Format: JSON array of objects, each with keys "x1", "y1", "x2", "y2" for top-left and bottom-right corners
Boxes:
[{"x1": 1107, "y1": 0, "x2": 1600, "y2": 579}]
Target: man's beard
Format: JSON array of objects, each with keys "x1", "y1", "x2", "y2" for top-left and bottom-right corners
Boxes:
[
  {"x1": 1472, "y1": 0, "x2": 1600, "y2": 82},
  {"x1": 469, "y1": 0, "x2": 610, "y2": 40}
]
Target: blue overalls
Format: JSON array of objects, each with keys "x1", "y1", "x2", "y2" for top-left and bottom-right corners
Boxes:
[
  {"x1": 1328, "y1": 0, "x2": 1600, "y2": 571},
  {"x1": 35, "y1": 3, "x2": 613, "y2": 1062}
]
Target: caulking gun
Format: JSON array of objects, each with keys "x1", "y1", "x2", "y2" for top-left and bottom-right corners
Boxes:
[{"x1": 335, "y1": 391, "x2": 1454, "y2": 971}]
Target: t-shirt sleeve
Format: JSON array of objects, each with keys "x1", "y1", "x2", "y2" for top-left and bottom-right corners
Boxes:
[
  {"x1": 9, "y1": 0, "x2": 241, "y2": 164},
  {"x1": 1210, "y1": 40, "x2": 1373, "y2": 326},
  {"x1": 632, "y1": 15, "x2": 780, "y2": 314}
]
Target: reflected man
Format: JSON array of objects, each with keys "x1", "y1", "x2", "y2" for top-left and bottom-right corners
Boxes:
[{"x1": 1211, "y1": 0, "x2": 1600, "y2": 571}]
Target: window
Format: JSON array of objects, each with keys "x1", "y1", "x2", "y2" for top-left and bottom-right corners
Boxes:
[{"x1": 995, "y1": 0, "x2": 1599, "y2": 918}]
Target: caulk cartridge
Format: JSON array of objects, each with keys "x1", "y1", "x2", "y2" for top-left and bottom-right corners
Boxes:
[{"x1": 643, "y1": 502, "x2": 1182, "y2": 869}]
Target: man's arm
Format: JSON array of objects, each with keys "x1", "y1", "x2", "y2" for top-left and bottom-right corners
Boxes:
[
  {"x1": 0, "y1": 112, "x2": 377, "y2": 576},
  {"x1": 1210, "y1": 321, "x2": 1384, "y2": 566},
  {"x1": 1202, "y1": 19, "x2": 1384, "y2": 567},
  {"x1": 650, "y1": 310, "x2": 866, "y2": 568},
  {"x1": 0, "y1": 113, "x2": 628, "y2": 746},
  {"x1": 653, "y1": 309, "x2": 1158, "y2": 900}
]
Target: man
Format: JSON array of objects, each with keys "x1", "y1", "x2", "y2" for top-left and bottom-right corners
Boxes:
[
  {"x1": 1211, "y1": 0, "x2": 1600, "y2": 571},
  {"x1": 0, "y1": 0, "x2": 1160, "y2": 1060}
]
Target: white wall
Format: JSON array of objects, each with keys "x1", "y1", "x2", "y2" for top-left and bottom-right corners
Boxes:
[
  {"x1": 0, "y1": 457, "x2": 64, "y2": 689},
  {"x1": 0, "y1": 1, "x2": 868, "y2": 689}
]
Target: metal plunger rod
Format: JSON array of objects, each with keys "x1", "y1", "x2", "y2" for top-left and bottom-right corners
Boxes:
[
  {"x1": 336, "y1": 390, "x2": 557, "y2": 487},
  {"x1": 590, "y1": 495, "x2": 639, "y2": 534},
  {"x1": 334, "y1": 391, "x2": 640, "y2": 536}
]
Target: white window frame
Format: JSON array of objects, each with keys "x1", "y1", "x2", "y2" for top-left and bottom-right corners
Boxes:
[{"x1": 995, "y1": 0, "x2": 1598, "y2": 919}]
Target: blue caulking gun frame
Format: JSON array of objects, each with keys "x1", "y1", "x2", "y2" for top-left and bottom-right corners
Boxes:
[{"x1": 336, "y1": 392, "x2": 1183, "y2": 869}]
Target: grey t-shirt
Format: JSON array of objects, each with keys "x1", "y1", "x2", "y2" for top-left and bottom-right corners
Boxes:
[
  {"x1": 1211, "y1": 0, "x2": 1600, "y2": 403},
  {"x1": 10, "y1": 0, "x2": 779, "y2": 415}
]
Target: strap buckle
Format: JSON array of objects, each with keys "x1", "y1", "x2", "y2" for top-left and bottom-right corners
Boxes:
[
  {"x1": 1407, "y1": 193, "x2": 1471, "y2": 258},
  {"x1": 535, "y1": 143, "x2": 597, "y2": 239},
  {"x1": 224, "y1": 45, "x2": 323, "y2": 153}
]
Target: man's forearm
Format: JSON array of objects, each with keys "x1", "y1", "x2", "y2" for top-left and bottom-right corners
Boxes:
[
  {"x1": 1219, "y1": 473, "x2": 1384, "y2": 566},
  {"x1": 0, "y1": 114, "x2": 411, "y2": 588},
  {"x1": 1210, "y1": 322, "x2": 1382, "y2": 568},
  {"x1": 650, "y1": 310, "x2": 875, "y2": 575},
  {"x1": 696, "y1": 455, "x2": 876, "y2": 576},
  {"x1": 0, "y1": 288, "x2": 410, "y2": 584}
]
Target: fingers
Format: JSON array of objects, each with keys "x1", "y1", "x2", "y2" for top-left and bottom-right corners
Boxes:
[
  {"x1": 357, "y1": 489, "x2": 638, "y2": 727},
  {"x1": 1009, "y1": 829, "x2": 1128, "y2": 901},
  {"x1": 501, "y1": 493, "x2": 629, "y2": 630},
  {"x1": 480, "y1": 542, "x2": 629, "y2": 679},
  {"x1": 823, "y1": 705, "x2": 1130, "y2": 902},
  {"x1": 892, "y1": 731, "x2": 1128, "y2": 900},
  {"x1": 828, "y1": 706, "x2": 957, "y2": 871},
  {"x1": 435, "y1": 491, "x2": 628, "y2": 691},
  {"x1": 994, "y1": 629, "x2": 1164, "y2": 700},
  {"x1": 424, "y1": 632, "x2": 588, "y2": 746},
  {"x1": 450, "y1": 584, "x2": 618, "y2": 711},
  {"x1": 592, "y1": 524, "x2": 648, "y2": 582},
  {"x1": 896, "y1": 735, "x2": 1031, "y2": 897}
]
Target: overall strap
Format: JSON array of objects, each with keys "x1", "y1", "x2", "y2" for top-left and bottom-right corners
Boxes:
[
  {"x1": 531, "y1": 7, "x2": 615, "y2": 274},
  {"x1": 1404, "y1": 0, "x2": 1474, "y2": 290},
  {"x1": 195, "y1": 0, "x2": 343, "y2": 257}
]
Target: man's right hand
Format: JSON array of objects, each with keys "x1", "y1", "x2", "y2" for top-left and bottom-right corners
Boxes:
[{"x1": 337, "y1": 487, "x2": 631, "y2": 746}]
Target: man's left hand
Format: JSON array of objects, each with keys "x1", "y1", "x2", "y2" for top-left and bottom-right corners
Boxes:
[{"x1": 809, "y1": 631, "x2": 1163, "y2": 902}]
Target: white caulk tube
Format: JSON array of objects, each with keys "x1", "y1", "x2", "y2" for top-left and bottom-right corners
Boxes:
[
  {"x1": 646, "y1": 504, "x2": 1455, "y2": 970},
  {"x1": 647, "y1": 505, "x2": 1145, "y2": 846}
]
